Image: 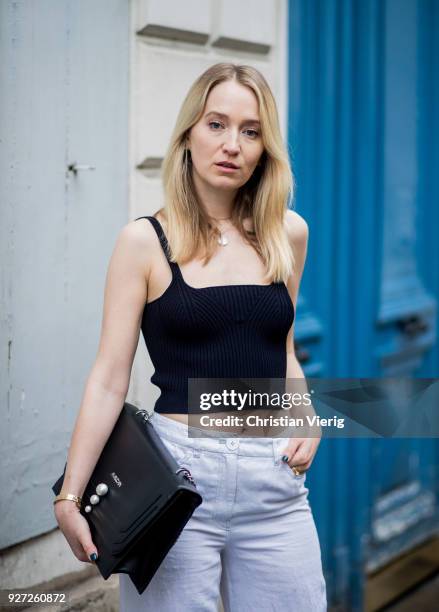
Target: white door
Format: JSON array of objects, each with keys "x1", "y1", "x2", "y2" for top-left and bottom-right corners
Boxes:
[{"x1": 0, "y1": 0, "x2": 130, "y2": 548}]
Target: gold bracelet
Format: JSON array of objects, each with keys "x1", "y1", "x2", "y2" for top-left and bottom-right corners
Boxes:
[{"x1": 53, "y1": 493, "x2": 82, "y2": 510}]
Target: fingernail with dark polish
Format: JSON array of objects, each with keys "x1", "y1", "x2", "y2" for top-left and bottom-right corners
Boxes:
[
  {"x1": 281, "y1": 455, "x2": 289, "y2": 462},
  {"x1": 90, "y1": 552, "x2": 98, "y2": 562}
]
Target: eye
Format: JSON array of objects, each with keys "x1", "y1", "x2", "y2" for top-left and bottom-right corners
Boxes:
[
  {"x1": 209, "y1": 121, "x2": 223, "y2": 130},
  {"x1": 244, "y1": 129, "x2": 259, "y2": 138}
]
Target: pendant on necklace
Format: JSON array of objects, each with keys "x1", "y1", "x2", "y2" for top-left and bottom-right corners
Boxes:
[{"x1": 218, "y1": 234, "x2": 229, "y2": 246}]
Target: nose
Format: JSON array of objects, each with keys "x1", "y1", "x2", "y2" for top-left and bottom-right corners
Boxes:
[{"x1": 222, "y1": 130, "x2": 240, "y2": 155}]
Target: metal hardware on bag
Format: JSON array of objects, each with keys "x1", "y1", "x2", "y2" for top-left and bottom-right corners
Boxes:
[
  {"x1": 136, "y1": 408, "x2": 151, "y2": 423},
  {"x1": 175, "y1": 467, "x2": 197, "y2": 487},
  {"x1": 135, "y1": 408, "x2": 195, "y2": 487}
]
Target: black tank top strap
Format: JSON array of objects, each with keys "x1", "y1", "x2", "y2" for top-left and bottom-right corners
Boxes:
[
  {"x1": 136, "y1": 216, "x2": 171, "y2": 260},
  {"x1": 134, "y1": 215, "x2": 182, "y2": 278}
]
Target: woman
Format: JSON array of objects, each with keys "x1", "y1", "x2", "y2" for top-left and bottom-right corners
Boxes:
[{"x1": 54, "y1": 63, "x2": 327, "y2": 611}]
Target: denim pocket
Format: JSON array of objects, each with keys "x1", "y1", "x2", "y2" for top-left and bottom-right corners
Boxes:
[
  {"x1": 280, "y1": 461, "x2": 307, "y2": 485},
  {"x1": 184, "y1": 450, "x2": 222, "y2": 521},
  {"x1": 162, "y1": 438, "x2": 194, "y2": 468}
]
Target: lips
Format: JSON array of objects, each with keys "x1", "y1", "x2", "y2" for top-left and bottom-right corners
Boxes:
[{"x1": 216, "y1": 162, "x2": 239, "y2": 169}]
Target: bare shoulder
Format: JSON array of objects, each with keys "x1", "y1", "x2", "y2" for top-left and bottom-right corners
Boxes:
[
  {"x1": 283, "y1": 209, "x2": 309, "y2": 255},
  {"x1": 120, "y1": 218, "x2": 157, "y2": 249},
  {"x1": 283, "y1": 208, "x2": 309, "y2": 242},
  {"x1": 114, "y1": 217, "x2": 159, "y2": 276}
]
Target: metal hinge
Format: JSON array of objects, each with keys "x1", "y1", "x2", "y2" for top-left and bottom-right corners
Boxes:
[
  {"x1": 176, "y1": 467, "x2": 197, "y2": 487},
  {"x1": 135, "y1": 408, "x2": 151, "y2": 422}
]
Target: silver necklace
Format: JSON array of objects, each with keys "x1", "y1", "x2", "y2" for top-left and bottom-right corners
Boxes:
[
  {"x1": 218, "y1": 232, "x2": 230, "y2": 246},
  {"x1": 208, "y1": 215, "x2": 233, "y2": 247},
  {"x1": 217, "y1": 225, "x2": 234, "y2": 246}
]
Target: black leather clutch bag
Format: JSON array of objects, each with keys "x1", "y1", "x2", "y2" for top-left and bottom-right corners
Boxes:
[{"x1": 52, "y1": 402, "x2": 202, "y2": 595}]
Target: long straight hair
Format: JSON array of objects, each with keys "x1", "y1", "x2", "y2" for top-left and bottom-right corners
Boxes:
[{"x1": 159, "y1": 63, "x2": 296, "y2": 283}]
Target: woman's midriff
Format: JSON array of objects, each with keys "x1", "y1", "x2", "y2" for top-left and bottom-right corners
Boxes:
[
  {"x1": 158, "y1": 411, "x2": 287, "y2": 437},
  {"x1": 158, "y1": 412, "x2": 250, "y2": 434}
]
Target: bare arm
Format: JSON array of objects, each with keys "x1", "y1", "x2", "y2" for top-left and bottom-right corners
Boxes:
[
  {"x1": 284, "y1": 210, "x2": 314, "y2": 419},
  {"x1": 57, "y1": 220, "x2": 151, "y2": 504},
  {"x1": 281, "y1": 211, "x2": 322, "y2": 468},
  {"x1": 284, "y1": 208, "x2": 308, "y2": 378}
]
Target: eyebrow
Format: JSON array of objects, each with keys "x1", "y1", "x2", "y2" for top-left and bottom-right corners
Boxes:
[{"x1": 204, "y1": 110, "x2": 261, "y2": 125}]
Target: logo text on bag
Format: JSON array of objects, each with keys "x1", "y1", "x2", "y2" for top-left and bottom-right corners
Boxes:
[{"x1": 111, "y1": 472, "x2": 122, "y2": 487}]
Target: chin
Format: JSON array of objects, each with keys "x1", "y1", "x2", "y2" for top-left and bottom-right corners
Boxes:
[
  {"x1": 213, "y1": 180, "x2": 240, "y2": 191},
  {"x1": 206, "y1": 175, "x2": 236, "y2": 186}
]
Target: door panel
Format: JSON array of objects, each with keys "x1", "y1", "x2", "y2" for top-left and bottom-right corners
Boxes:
[
  {"x1": 288, "y1": 0, "x2": 439, "y2": 607},
  {"x1": 0, "y1": 0, "x2": 129, "y2": 548}
]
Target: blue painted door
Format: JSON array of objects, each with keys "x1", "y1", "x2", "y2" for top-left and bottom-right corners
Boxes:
[{"x1": 288, "y1": 0, "x2": 439, "y2": 608}]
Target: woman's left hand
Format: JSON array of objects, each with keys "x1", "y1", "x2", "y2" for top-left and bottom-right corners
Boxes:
[{"x1": 280, "y1": 436, "x2": 321, "y2": 475}]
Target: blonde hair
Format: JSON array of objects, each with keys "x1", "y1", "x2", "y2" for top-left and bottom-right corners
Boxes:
[{"x1": 158, "y1": 62, "x2": 296, "y2": 283}]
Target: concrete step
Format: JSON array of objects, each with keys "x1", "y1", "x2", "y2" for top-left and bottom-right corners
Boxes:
[{"x1": 18, "y1": 570, "x2": 119, "y2": 612}]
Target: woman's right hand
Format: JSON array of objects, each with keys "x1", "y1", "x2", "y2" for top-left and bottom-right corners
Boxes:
[{"x1": 54, "y1": 501, "x2": 99, "y2": 564}]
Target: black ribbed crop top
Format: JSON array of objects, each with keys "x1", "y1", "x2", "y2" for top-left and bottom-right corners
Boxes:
[{"x1": 135, "y1": 216, "x2": 295, "y2": 414}]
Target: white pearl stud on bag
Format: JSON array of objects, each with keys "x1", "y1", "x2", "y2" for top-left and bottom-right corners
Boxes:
[
  {"x1": 84, "y1": 483, "x2": 109, "y2": 513},
  {"x1": 96, "y1": 483, "x2": 108, "y2": 496}
]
